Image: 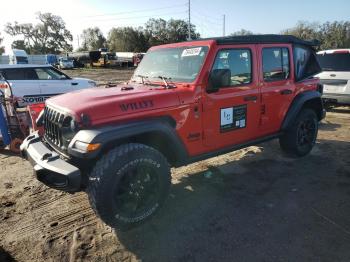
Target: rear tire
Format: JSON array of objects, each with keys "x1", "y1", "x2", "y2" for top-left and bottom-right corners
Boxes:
[
  {"x1": 279, "y1": 109, "x2": 318, "y2": 157},
  {"x1": 86, "y1": 143, "x2": 171, "y2": 230}
]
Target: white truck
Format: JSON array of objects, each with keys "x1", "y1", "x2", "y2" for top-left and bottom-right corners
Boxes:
[
  {"x1": 317, "y1": 49, "x2": 350, "y2": 105},
  {"x1": 9, "y1": 49, "x2": 28, "y2": 64},
  {"x1": 0, "y1": 64, "x2": 97, "y2": 107}
]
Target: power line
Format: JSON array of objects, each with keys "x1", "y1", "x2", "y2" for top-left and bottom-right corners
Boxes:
[
  {"x1": 79, "y1": 3, "x2": 187, "y2": 18},
  {"x1": 191, "y1": 12, "x2": 222, "y2": 26},
  {"x1": 80, "y1": 11, "x2": 188, "y2": 23}
]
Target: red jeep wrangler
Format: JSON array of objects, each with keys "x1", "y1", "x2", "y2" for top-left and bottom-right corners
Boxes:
[{"x1": 21, "y1": 35, "x2": 325, "y2": 229}]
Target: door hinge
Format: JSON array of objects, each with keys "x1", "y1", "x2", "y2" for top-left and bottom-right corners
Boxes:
[{"x1": 261, "y1": 104, "x2": 266, "y2": 114}]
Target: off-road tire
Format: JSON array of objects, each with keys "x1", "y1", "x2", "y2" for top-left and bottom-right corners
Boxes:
[
  {"x1": 86, "y1": 143, "x2": 171, "y2": 230},
  {"x1": 279, "y1": 108, "x2": 318, "y2": 157}
]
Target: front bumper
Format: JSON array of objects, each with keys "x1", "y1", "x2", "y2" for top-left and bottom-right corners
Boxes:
[{"x1": 20, "y1": 132, "x2": 82, "y2": 193}]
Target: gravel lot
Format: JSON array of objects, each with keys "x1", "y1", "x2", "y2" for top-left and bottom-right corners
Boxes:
[{"x1": 0, "y1": 68, "x2": 350, "y2": 262}]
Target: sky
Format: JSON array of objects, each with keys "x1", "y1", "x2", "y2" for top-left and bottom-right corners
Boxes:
[{"x1": 0, "y1": 0, "x2": 349, "y2": 53}]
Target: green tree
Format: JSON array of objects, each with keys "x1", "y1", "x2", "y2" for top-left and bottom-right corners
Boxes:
[
  {"x1": 145, "y1": 18, "x2": 200, "y2": 46},
  {"x1": 282, "y1": 21, "x2": 350, "y2": 50},
  {"x1": 319, "y1": 21, "x2": 350, "y2": 49},
  {"x1": 230, "y1": 29, "x2": 254, "y2": 36},
  {"x1": 11, "y1": 40, "x2": 31, "y2": 53},
  {"x1": 0, "y1": 33, "x2": 5, "y2": 54},
  {"x1": 5, "y1": 12, "x2": 73, "y2": 54},
  {"x1": 107, "y1": 27, "x2": 148, "y2": 52},
  {"x1": 281, "y1": 21, "x2": 320, "y2": 41},
  {"x1": 80, "y1": 27, "x2": 106, "y2": 51}
]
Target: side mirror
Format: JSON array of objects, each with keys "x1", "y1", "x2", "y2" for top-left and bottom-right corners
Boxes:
[{"x1": 207, "y1": 69, "x2": 231, "y2": 93}]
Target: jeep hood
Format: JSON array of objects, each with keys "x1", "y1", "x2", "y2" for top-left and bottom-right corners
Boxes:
[{"x1": 46, "y1": 83, "x2": 181, "y2": 123}]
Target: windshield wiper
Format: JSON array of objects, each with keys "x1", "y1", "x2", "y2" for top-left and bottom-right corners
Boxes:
[
  {"x1": 134, "y1": 74, "x2": 150, "y2": 85},
  {"x1": 157, "y1": 76, "x2": 176, "y2": 89}
]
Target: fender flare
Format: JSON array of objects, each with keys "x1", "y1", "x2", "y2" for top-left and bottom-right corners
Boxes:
[
  {"x1": 67, "y1": 117, "x2": 188, "y2": 165},
  {"x1": 281, "y1": 91, "x2": 324, "y2": 131}
]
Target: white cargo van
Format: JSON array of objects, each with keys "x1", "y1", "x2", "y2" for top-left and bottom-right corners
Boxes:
[{"x1": 9, "y1": 49, "x2": 28, "y2": 64}]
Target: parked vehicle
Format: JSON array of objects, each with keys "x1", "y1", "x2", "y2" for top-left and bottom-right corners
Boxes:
[
  {"x1": 28, "y1": 54, "x2": 58, "y2": 66},
  {"x1": 133, "y1": 53, "x2": 145, "y2": 67},
  {"x1": 21, "y1": 35, "x2": 325, "y2": 230},
  {"x1": 316, "y1": 49, "x2": 350, "y2": 105},
  {"x1": 9, "y1": 49, "x2": 28, "y2": 64},
  {"x1": 58, "y1": 57, "x2": 74, "y2": 69},
  {"x1": 67, "y1": 51, "x2": 101, "y2": 67},
  {"x1": 115, "y1": 52, "x2": 135, "y2": 67},
  {"x1": 0, "y1": 64, "x2": 97, "y2": 107}
]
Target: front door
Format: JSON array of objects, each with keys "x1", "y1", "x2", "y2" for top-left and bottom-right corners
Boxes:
[{"x1": 202, "y1": 45, "x2": 261, "y2": 150}]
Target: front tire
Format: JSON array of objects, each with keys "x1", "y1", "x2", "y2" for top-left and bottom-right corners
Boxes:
[
  {"x1": 87, "y1": 143, "x2": 171, "y2": 230},
  {"x1": 279, "y1": 109, "x2": 318, "y2": 157}
]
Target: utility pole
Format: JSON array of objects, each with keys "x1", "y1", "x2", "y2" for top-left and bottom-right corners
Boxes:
[
  {"x1": 223, "y1": 14, "x2": 226, "y2": 37},
  {"x1": 77, "y1": 35, "x2": 80, "y2": 49},
  {"x1": 188, "y1": 0, "x2": 191, "y2": 40}
]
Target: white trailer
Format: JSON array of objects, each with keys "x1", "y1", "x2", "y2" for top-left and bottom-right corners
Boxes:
[
  {"x1": 9, "y1": 49, "x2": 28, "y2": 64},
  {"x1": 0, "y1": 55, "x2": 9, "y2": 64}
]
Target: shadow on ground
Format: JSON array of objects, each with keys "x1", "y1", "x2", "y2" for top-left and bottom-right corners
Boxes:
[
  {"x1": 116, "y1": 139, "x2": 350, "y2": 262},
  {"x1": 0, "y1": 247, "x2": 16, "y2": 262}
]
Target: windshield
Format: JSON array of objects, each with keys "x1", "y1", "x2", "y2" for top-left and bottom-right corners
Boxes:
[
  {"x1": 132, "y1": 46, "x2": 209, "y2": 83},
  {"x1": 317, "y1": 53, "x2": 350, "y2": 71},
  {"x1": 16, "y1": 56, "x2": 28, "y2": 64}
]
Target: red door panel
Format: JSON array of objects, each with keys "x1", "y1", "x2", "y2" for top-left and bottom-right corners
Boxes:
[
  {"x1": 258, "y1": 44, "x2": 295, "y2": 135},
  {"x1": 202, "y1": 45, "x2": 261, "y2": 150}
]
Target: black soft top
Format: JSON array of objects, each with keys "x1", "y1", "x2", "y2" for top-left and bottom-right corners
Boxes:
[{"x1": 198, "y1": 34, "x2": 319, "y2": 46}]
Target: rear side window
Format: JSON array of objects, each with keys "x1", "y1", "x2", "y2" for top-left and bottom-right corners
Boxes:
[
  {"x1": 317, "y1": 53, "x2": 350, "y2": 71},
  {"x1": 294, "y1": 45, "x2": 321, "y2": 81},
  {"x1": 212, "y1": 49, "x2": 252, "y2": 86},
  {"x1": 262, "y1": 47, "x2": 290, "y2": 81},
  {"x1": 35, "y1": 67, "x2": 69, "y2": 80},
  {"x1": 2, "y1": 68, "x2": 38, "y2": 80}
]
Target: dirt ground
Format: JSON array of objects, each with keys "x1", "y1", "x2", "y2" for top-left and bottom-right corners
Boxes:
[
  {"x1": 64, "y1": 68, "x2": 134, "y2": 85},
  {"x1": 1, "y1": 68, "x2": 350, "y2": 262}
]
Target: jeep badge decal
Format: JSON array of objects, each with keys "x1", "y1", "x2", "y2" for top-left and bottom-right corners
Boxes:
[{"x1": 120, "y1": 100, "x2": 154, "y2": 112}]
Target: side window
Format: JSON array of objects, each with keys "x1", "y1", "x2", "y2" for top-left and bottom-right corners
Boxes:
[
  {"x1": 294, "y1": 45, "x2": 321, "y2": 81},
  {"x1": 262, "y1": 47, "x2": 290, "y2": 81},
  {"x1": 212, "y1": 49, "x2": 252, "y2": 86},
  {"x1": 3, "y1": 68, "x2": 38, "y2": 80},
  {"x1": 35, "y1": 68, "x2": 67, "y2": 80}
]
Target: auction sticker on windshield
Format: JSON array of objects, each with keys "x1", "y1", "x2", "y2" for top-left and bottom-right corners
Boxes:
[{"x1": 182, "y1": 47, "x2": 202, "y2": 57}]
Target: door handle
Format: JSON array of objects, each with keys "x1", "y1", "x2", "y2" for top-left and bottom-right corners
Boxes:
[
  {"x1": 280, "y1": 89, "x2": 292, "y2": 95},
  {"x1": 71, "y1": 82, "x2": 78, "y2": 86},
  {"x1": 244, "y1": 95, "x2": 257, "y2": 102}
]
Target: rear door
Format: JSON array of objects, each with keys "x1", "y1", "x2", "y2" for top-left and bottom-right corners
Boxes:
[
  {"x1": 258, "y1": 44, "x2": 295, "y2": 135},
  {"x1": 1, "y1": 67, "x2": 40, "y2": 107},
  {"x1": 202, "y1": 45, "x2": 261, "y2": 150}
]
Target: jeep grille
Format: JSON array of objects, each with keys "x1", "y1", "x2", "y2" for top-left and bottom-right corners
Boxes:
[{"x1": 43, "y1": 106, "x2": 65, "y2": 148}]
